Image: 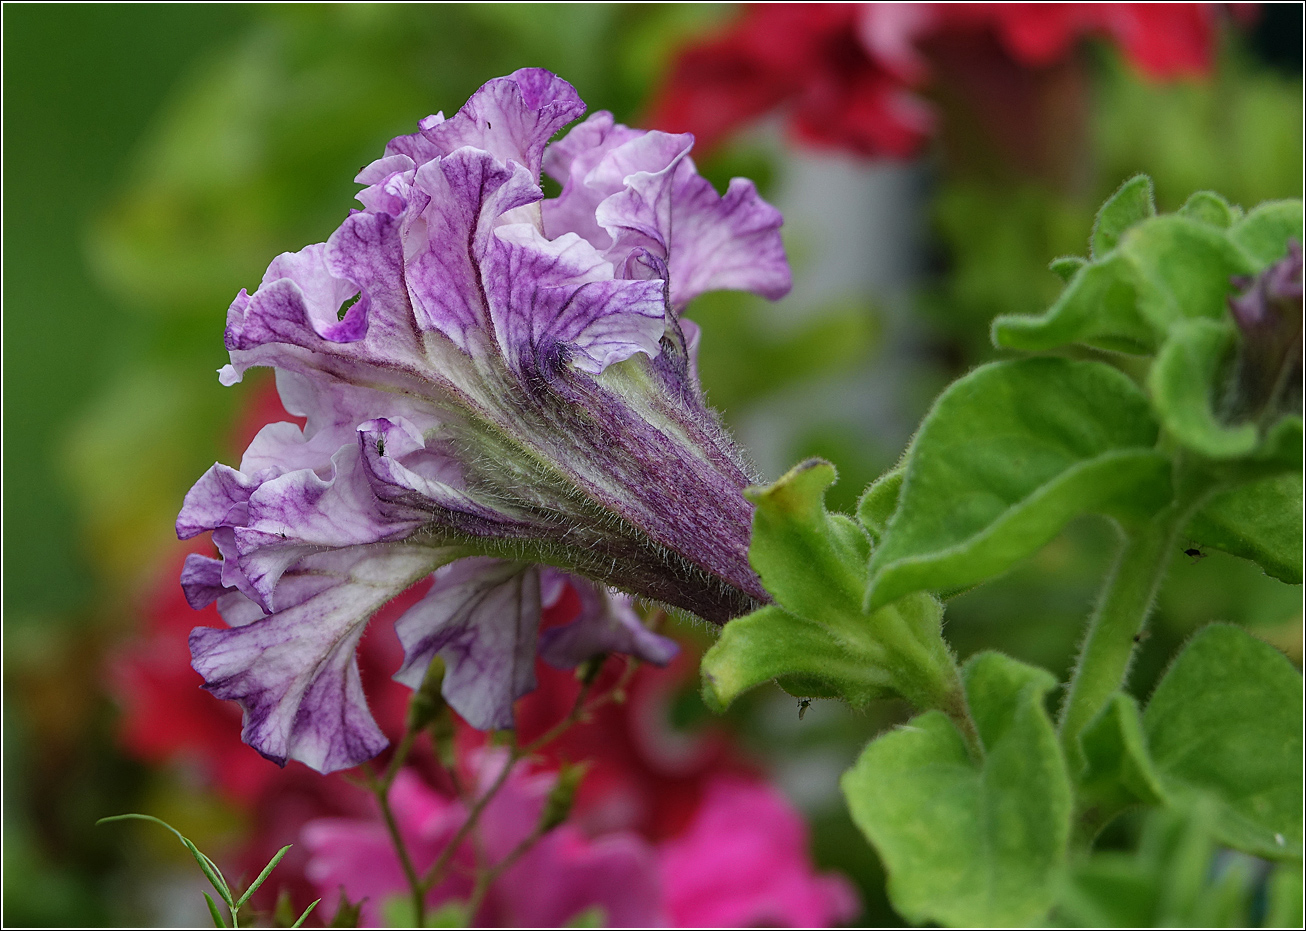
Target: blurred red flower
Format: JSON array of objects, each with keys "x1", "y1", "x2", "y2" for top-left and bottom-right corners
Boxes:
[{"x1": 648, "y1": 2, "x2": 1221, "y2": 158}]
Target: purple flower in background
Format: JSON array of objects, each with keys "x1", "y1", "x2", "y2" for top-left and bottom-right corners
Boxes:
[{"x1": 177, "y1": 69, "x2": 791, "y2": 772}]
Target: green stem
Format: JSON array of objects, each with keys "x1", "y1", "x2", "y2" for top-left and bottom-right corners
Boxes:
[
  {"x1": 1058, "y1": 477, "x2": 1213, "y2": 772},
  {"x1": 370, "y1": 729, "x2": 423, "y2": 925},
  {"x1": 877, "y1": 601, "x2": 983, "y2": 762}
]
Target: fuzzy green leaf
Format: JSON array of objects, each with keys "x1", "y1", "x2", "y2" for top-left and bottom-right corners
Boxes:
[
  {"x1": 1145, "y1": 624, "x2": 1303, "y2": 861},
  {"x1": 855, "y1": 465, "x2": 904, "y2": 547},
  {"x1": 1091, "y1": 174, "x2": 1156, "y2": 258},
  {"x1": 1057, "y1": 803, "x2": 1261, "y2": 927},
  {"x1": 745, "y1": 458, "x2": 870, "y2": 622},
  {"x1": 1123, "y1": 215, "x2": 1258, "y2": 333},
  {"x1": 1078, "y1": 693, "x2": 1167, "y2": 832},
  {"x1": 865, "y1": 358, "x2": 1170, "y2": 611},
  {"x1": 994, "y1": 187, "x2": 1285, "y2": 356},
  {"x1": 842, "y1": 653, "x2": 1071, "y2": 927},
  {"x1": 1227, "y1": 200, "x2": 1305, "y2": 267},
  {"x1": 1186, "y1": 473, "x2": 1303, "y2": 584},
  {"x1": 701, "y1": 599, "x2": 942, "y2": 711},
  {"x1": 1148, "y1": 318, "x2": 1258, "y2": 458},
  {"x1": 992, "y1": 252, "x2": 1153, "y2": 353},
  {"x1": 1179, "y1": 191, "x2": 1236, "y2": 229},
  {"x1": 710, "y1": 459, "x2": 960, "y2": 714},
  {"x1": 1049, "y1": 255, "x2": 1087, "y2": 281}
]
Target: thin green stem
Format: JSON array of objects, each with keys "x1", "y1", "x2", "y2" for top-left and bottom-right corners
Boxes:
[
  {"x1": 368, "y1": 729, "x2": 423, "y2": 924},
  {"x1": 1058, "y1": 475, "x2": 1215, "y2": 772},
  {"x1": 875, "y1": 601, "x2": 983, "y2": 762},
  {"x1": 418, "y1": 656, "x2": 638, "y2": 894},
  {"x1": 464, "y1": 820, "x2": 548, "y2": 918},
  {"x1": 420, "y1": 741, "x2": 519, "y2": 892}
]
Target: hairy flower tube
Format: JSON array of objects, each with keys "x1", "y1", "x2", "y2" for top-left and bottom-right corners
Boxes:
[{"x1": 177, "y1": 69, "x2": 791, "y2": 773}]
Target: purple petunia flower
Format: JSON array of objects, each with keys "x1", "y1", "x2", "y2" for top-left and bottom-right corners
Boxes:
[{"x1": 177, "y1": 69, "x2": 791, "y2": 773}]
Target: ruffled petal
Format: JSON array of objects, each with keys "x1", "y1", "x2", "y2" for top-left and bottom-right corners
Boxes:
[
  {"x1": 666, "y1": 166, "x2": 791, "y2": 310},
  {"x1": 543, "y1": 112, "x2": 791, "y2": 312},
  {"x1": 261, "y1": 243, "x2": 370, "y2": 342},
  {"x1": 404, "y1": 148, "x2": 541, "y2": 349},
  {"x1": 413, "y1": 69, "x2": 585, "y2": 179},
  {"x1": 176, "y1": 464, "x2": 263, "y2": 540},
  {"x1": 222, "y1": 216, "x2": 432, "y2": 391},
  {"x1": 179, "y1": 553, "x2": 226, "y2": 609},
  {"x1": 392, "y1": 558, "x2": 542, "y2": 730},
  {"x1": 538, "y1": 576, "x2": 679, "y2": 669},
  {"x1": 486, "y1": 225, "x2": 667, "y2": 375},
  {"x1": 189, "y1": 545, "x2": 442, "y2": 772},
  {"x1": 233, "y1": 443, "x2": 427, "y2": 608}
]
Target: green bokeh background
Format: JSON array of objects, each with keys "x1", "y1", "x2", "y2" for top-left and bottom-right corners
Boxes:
[{"x1": 3, "y1": 4, "x2": 1301, "y2": 926}]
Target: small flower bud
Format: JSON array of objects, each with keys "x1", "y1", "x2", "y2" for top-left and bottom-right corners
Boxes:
[
  {"x1": 539, "y1": 762, "x2": 589, "y2": 833},
  {"x1": 574, "y1": 654, "x2": 608, "y2": 686},
  {"x1": 405, "y1": 657, "x2": 447, "y2": 733},
  {"x1": 1226, "y1": 239, "x2": 1303, "y2": 422}
]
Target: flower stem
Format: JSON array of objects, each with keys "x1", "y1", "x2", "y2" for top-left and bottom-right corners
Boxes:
[
  {"x1": 417, "y1": 656, "x2": 637, "y2": 896},
  {"x1": 367, "y1": 728, "x2": 423, "y2": 925},
  {"x1": 1058, "y1": 475, "x2": 1214, "y2": 772},
  {"x1": 464, "y1": 820, "x2": 549, "y2": 918}
]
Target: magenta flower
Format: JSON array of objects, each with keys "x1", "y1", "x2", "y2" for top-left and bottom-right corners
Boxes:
[
  {"x1": 660, "y1": 777, "x2": 859, "y2": 927},
  {"x1": 302, "y1": 758, "x2": 857, "y2": 927},
  {"x1": 176, "y1": 69, "x2": 791, "y2": 773}
]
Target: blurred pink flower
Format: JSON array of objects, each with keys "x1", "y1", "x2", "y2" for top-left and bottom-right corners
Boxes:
[
  {"x1": 302, "y1": 757, "x2": 857, "y2": 927},
  {"x1": 660, "y1": 777, "x2": 860, "y2": 927},
  {"x1": 303, "y1": 754, "x2": 665, "y2": 927}
]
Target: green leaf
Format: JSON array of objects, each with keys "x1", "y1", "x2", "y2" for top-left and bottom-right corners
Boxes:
[
  {"x1": 1078, "y1": 693, "x2": 1167, "y2": 830},
  {"x1": 1266, "y1": 864, "x2": 1304, "y2": 929},
  {"x1": 1186, "y1": 473, "x2": 1303, "y2": 584},
  {"x1": 1148, "y1": 318, "x2": 1257, "y2": 458},
  {"x1": 1049, "y1": 255, "x2": 1087, "y2": 281},
  {"x1": 1057, "y1": 803, "x2": 1261, "y2": 928},
  {"x1": 992, "y1": 252, "x2": 1153, "y2": 353},
  {"x1": 97, "y1": 813, "x2": 232, "y2": 905},
  {"x1": 855, "y1": 464, "x2": 903, "y2": 547},
  {"x1": 865, "y1": 358, "x2": 1170, "y2": 611},
  {"x1": 235, "y1": 844, "x2": 291, "y2": 908},
  {"x1": 1123, "y1": 215, "x2": 1258, "y2": 333},
  {"x1": 1227, "y1": 200, "x2": 1305, "y2": 267},
  {"x1": 203, "y1": 892, "x2": 227, "y2": 928},
  {"x1": 1091, "y1": 174, "x2": 1156, "y2": 258},
  {"x1": 291, "y1": 899, "x2": 321, "y2": 929},
  {"x1": 703, "y1": 602, "x2": 909, "y2": 711},
  {"x1": 1179, "y1": 190, "x2": 1236, "y2": 229},
  {"x1": 1257, "y1": 416, "x2": 1305, "y2": 473},
  {"x1": 1144, "y1": 624, "x2": 1303, "y2": 861},
  {"x1": 708, "y1": 459, "x2": 963, "y2": 715},
  {"x1": 745, "y1": 459, "x2": 870, "y2": 622},
  {"x1": 841, "y1": 653, "x2": 1071, "y2": 927},
  {"x1": 994, "y1": 189, "x2": 1275, "y2": 356}
]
